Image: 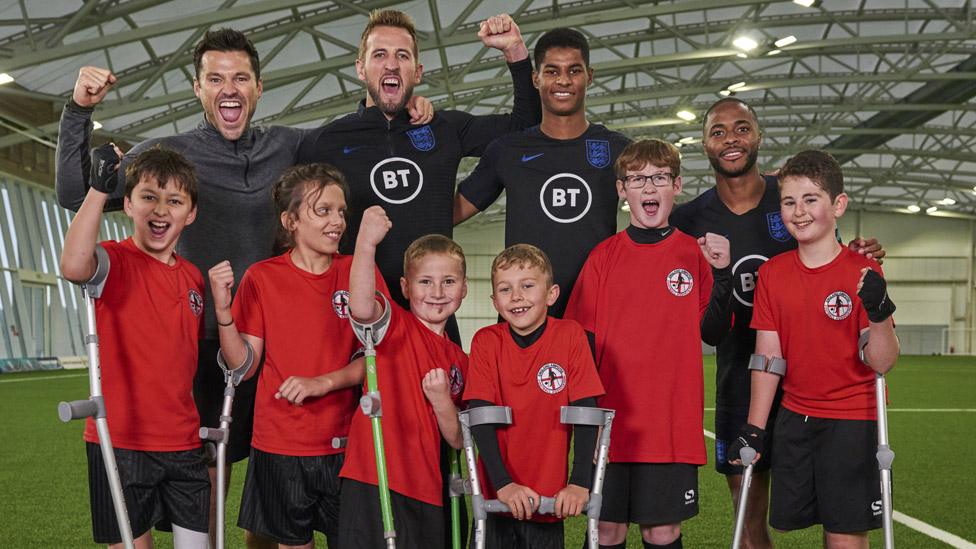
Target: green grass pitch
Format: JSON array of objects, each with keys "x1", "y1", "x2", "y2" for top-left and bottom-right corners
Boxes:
[{"x1": 0, "y1": 355, "x2": 972, "y2": 547}]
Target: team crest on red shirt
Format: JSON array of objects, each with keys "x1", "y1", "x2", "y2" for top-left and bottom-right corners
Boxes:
[
  {"x1": 332, "y1": 290, "x2": 350, "y2": 318},
  {"x1": 449, "y1": 364, "x2": 464, "y2": 397},
  {"x1": 666, "y1": 269, "x2": 694, "y2": 296},
  {"x1": 537, "y1": 363, "x2": 566, "y2": 394},
  {"x1": 824, "y1": 291, "x2": 852, "y2": 320},
  {"x1": 188, "y1": 289, "x2": 203, "y2": 317}
]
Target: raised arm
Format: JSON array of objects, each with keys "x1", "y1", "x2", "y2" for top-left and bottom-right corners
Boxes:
[
  {"x1": 350, "y1": 206, "x2": 393, "y2": 322},
  {"x1": 60, "y1": 144, "x2": 122, "y2": 282},
  {"x1": 210, "y1": 260, "x2": 264, "y2": 381},
  {"x1": 56, "y1": 67, "x2": 125, "y2": 212}
]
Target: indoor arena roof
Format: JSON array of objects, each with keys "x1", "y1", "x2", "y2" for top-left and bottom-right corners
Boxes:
[{"x1": 0, "y1": 0, "x2": 974, "y2": 221}]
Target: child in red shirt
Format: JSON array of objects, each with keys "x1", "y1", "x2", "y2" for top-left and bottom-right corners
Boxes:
[
  {"x1": 732, "y1": 150, "x2": 899, "y2": 548},
  {"x1": 212, "y1": 164, "x2": 377, "y2": 547},
  {"x1": 565, "y1": 139, "x2": 733, "y2": 548},
  {"x1": 464, "y1": 243, "x2": 605, "y2": 548},
  {"x1": 61, "y1": 145, "x2": 210, "y2": 547},
  {"x1": 339, "y1": 205, "x2": 468, "y2": 549}
]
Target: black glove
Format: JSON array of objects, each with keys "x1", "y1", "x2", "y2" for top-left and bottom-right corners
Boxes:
[
  {"x1": 858, "y1": 269, "x2": 896, "y2": 323},
  {"x1": 89, "y1": 143, "x2": 120, "y2": 194},
  {"x1": 727, "y1": 423, "x2": 766, "y2": 465}
]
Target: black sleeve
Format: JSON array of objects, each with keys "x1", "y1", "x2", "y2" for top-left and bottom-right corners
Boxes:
[
  {"x1": 568, "y1": 396, "x2": 599, "y2": 489},
  {"x1": 456, "y1": 141, "x2": 505, "y2": 211},
  {"x1": 669, "y1": 201, "x2": 695, "y2": 236},
  {"x1": 56, "y1": 101, "x2": 125, "y2": 212},
  {"x1": 701, "y1": 265, "x2": 734, "y2": 346},
  {"x1": 468, "y1": 399, "x2": 513, "y2": 491},
  {"x1": 296, "y1": 126, "x2": 325, "y2": 165},
  {"x1": 453, "y1": 59, "x2": 542, "y2": 157}
]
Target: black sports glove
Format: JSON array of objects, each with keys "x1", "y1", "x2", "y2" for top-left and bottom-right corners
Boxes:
[
  {"x1": 858, "y1": 269, "x2": 896, "y2": 323},
  {"x1": 727, "y1": 423, "x2": 766, "y2": 465},
  {"x1": 89, "y1": 143, "x2": 120, "y2": 194}
]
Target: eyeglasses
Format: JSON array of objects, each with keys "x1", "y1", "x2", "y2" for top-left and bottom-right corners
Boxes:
[{"x1": 622, "y1": 173, "x2": 674, "y2": 189}]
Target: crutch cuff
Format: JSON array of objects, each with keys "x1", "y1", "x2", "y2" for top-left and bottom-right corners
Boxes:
[
  {"x1": 350, "y1": 292, "x2": 392, "y2": 347},
  {"x1": 216, "y1": 341, "x2": 255, "y2": 386},
  {"x1": 748, "y1": 353, "x2": 787, "y2": 376},
  {"x1": 858, "y1": 330, "x2": 871, "y2": 365},
  {"x1": 82, "y1": 245, "x2": 111, "y2": 298}
]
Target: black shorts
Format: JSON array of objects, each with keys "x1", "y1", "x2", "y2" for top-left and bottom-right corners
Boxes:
[
  {"x1": 770, "y1": 407, "x2": 882, "y2": 533},
  {"x1": 237, "y1": 448, "x2": 344, "y2": 545},
  {"x1": 600, "y1": 463, "x2": 699, "y2": 526},
  {"x1": 86, "y1": 442, "x2": 210, "y2": 544},
  {"x1": 338, "y1": 478, "x2": 446, "y2": 549},
  {"x1": 480, "y1": 515, "x2": 563, "y2": 549},
  {"x1": 714, "y1": 406, "x2": 776, "y2": 475},
  {"x1": 194, "y1": 338, "x2": 259, "y2": 463}
]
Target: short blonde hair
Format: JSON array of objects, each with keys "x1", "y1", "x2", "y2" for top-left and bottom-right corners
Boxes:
[
  {"x1": 614, "y1": 139, "x2": 681, "y2": 179},
  {"x1": 491, "y1": 244, "x2": 554, "y2": 287},
  {"x1": 403, "y1": 234, "x2": 466, "y2": 277},
  {"x1": 359, "y1": 9, "x2": 419, "y2": 61}
]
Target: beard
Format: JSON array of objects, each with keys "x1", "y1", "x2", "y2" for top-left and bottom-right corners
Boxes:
[
  {"x1": 707, "y1": 147, "x2": 759, "y2": 178},
  {"x1": 366, "y1": 79, "x2": 415, "y2": 118}
]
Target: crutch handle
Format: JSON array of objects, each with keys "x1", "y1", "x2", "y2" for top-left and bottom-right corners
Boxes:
[
  {"x1": 199, "y1": 426, "x2": 229, "y2": 444},
  {"x1": 58, "y1": 398, "x2": 100, "y2": 422},
  {"x1": 738, "y1": 447, "x2": 757, "y2": 465},
  {"x1": 332, "y1": 437, "x2": 348, "y2": 449},
  {"x1": 483, "y1": 496, "x2": 598, "y2": 516}
]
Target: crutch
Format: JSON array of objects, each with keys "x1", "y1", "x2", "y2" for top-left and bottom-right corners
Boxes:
[
  {"x1": 730, "y1": 447, "x2": 757, "y2": 549},
  {"x1": 875, "y1": 372, "x2": 895, "y2": 549},
  {"x1": 447, "y1": 449, "x2": 467, "y2": 549},
  {"x1": 58, "y1": 247, "x2": 135, "y2": 549},
  {"x1": 198, "y1": 343, "x2": 255, "y2": 549},
  {"x1": 350, "y1": 294, "x2": 395, "y2": 549},
  {"x1": 459, "y1": 406, "x2": 614, "y2": 549}
]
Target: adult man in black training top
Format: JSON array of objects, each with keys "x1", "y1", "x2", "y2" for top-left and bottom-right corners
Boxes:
[
  {"x1": 669, "y1": 97, "x2": 884, "y2": 549},
  {"x1": 55, "y1": 28, "x2": 431, "y2": 548},
  {"x1": 298, "y1": 9, "x2": 542, "y2": 309},
  {"x1": 453, "y1": 27, "x2": 629, "y2": 318}
]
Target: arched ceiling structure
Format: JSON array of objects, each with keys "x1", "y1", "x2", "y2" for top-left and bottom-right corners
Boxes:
[{"x1": 0, "y1": 0, "x2": 974, "y2": 222}]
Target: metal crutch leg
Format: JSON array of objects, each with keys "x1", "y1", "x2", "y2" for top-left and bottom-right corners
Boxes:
[
  {"x1": 57, "y1": 247, "x2": 135, "y2": 549},
  {"x1": 458, "y1": 406, "x2": 512, "y2": 549},
  {"x1": 559, "y1": 406, "x2": 615, "y2": 549},
  {"x1": 731, "y1": 447, "x2": 757, "y2": 549},
  {"x1": 875, "y1": 373, "x2": 895, "y2": 549},
  {"x1": 199, "y1": 344, "x2": 254, "y2": 549}
]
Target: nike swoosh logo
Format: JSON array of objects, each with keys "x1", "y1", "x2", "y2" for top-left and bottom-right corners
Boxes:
[
  {"x1": 343, "y1": 145, "x2": 364, "y2": 154},
  {"x1": 521, "y1": 153, "x2": 544, "y2": 162}
]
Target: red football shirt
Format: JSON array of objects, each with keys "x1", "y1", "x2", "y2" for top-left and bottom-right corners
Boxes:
[
  {"x1": 565, "y1": 230, "x2": 712, "y2": 464},
  {"x1": 339, "y1": 301, "x2": 469, "y2": 507},
  {"x1": 233, "y1": 252, "x2": 386, "y2": 456},
  {"x1": 84, "y1": 238, "x2": 204, "y2": 451},
  {"x1": 463, "y1": 319, "x2": 604, "y2": 521},
  {"x1": 751, "y1": 248, "x2": 879, "y2": 420}
]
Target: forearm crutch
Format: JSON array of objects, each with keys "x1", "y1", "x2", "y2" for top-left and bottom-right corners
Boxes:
[
  {"x1": 459, "y1": 406, "x2": 614, "y2": 549},
  {"x1": 875, "y1": 373, "x2": 895, "y2": 549},
  {"x1": 350, "y1": 294, "x2": 395, "y2": 549},
  {"x1": 448, "y1": 449, "x2": 467, "y2": 549},
  {"x1": 58, "y1": 247, "x2": 135, "y2": 549},
  {"x1": 731, "y1": 447, "x2": 757, "y2": 549},
  {"x1": 198, "y1": 344, "x2": 254, "y2": 549}
]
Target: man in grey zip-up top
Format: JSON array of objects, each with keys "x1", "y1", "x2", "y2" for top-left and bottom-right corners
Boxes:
[{"x1": 55, "y1": 28, "x2": 436, "y2": 548}]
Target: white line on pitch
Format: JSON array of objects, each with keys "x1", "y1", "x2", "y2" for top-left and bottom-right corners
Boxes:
[
  {"x1": 703, "y1": 407, "x2": 974, "y2": 412},
  {"x1": 0, "y1": 373, "x2": 86, "y2": 383},
  {"x1": 702, "y1": 429, "x2": 976, "y2": 547}
]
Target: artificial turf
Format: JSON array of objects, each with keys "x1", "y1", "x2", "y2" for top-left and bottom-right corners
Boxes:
[{"x1": 1, "y1": 355, "x2": 972, "y2": 547}]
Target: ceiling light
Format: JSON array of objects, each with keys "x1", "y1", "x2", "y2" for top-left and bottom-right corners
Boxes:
[
  {"x1": 0, "y1": 73, "x2": 12, "y2": 86},
  {"x1": 767, "y1": 49, "x2": 782, "y2": 56},
  {"x1": 92, "y1": 121, "x2": 103, "y2": 130},
  {"x1": 926, "y1": 206, "x2": 938, "y2": 214},
  {"x1": 676, "y1": 110, "x2": 696, "y2": 121},
  {"x1": 733, "y1": 36, "x2": 759, "y2": 51},
  {"x1": 719, "y1": 89, "x2": 732, "y2": 96},
  {"x1": 939, "y1": 197, "x2": 956, "y2": 206},
  {"x1": 679, "y1": 136, "x2": 697, "y2": 144},
  {"x1": 906, "y1": 205, "x2": 921, "y2": 213},
  {"x1": 727, "y1": 81, "x2": 747, "y2": 91},
  {"x1": 621, "y1": 203, "x2": 631, "y2": 212},
  {"x1": 774, "y1": 35, "x2": 797, "y2": 48},
  {"x1": 793, "y1": 0, "x2": 815, "y2": 6}
]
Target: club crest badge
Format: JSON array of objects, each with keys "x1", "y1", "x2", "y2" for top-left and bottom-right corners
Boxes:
[
  {"x1": 537, "y1": 363, "x2": 566, "y2": 394},
  {"x1": 406, "y1": 125, "x2": 435, "y2": 152},
  {"x1": 585, "y1": 139, "x2": 611, "y2": 168},
  {"x1": 824, "y1": 291, "x2": 852, "y2": 320},
  {"x1": 449, "y1": 364, "x2": 464, "y2": 397},
  {"x1": 188, "y1": 289, "x2": 203, "y2": 317},
  {"x1": 666, "y1": 269, "x2": 694, "y2": 296},
  {"x1": 766, "y1": 212, "x2": 792, "y2": 243},
  {"x1": 332, "y1": 290, "x2": 351, "y2": 319}
]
